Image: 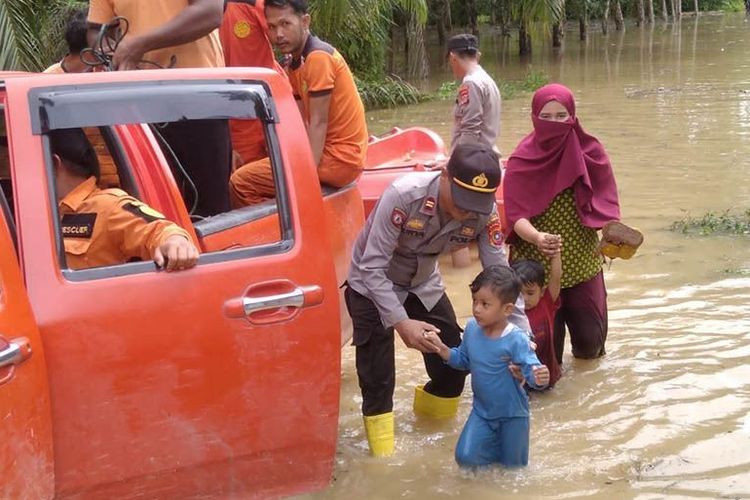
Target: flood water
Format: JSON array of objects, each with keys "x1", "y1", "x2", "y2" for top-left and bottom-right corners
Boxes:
[{"x1": 305, "y1": 13, "x2": 750, "y2": 499}]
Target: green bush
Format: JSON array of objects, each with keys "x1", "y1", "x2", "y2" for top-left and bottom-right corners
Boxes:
[
  {"x1": 355, "y1": 75, "x2": 428, "y2": 110},
  {"x1": 435, "y1": 68, "x2": 549, "y2": 101},
  {"x1": 670, "y1": 209, "x2": 750, "y2": 235}
]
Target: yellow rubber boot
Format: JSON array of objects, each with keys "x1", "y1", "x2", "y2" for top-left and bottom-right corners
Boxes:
[
  {"x1": 363, "y1": 412, "x2": 394, "y2": 457},
  {"x1": 413, "y1": 385, "x2": 460, "y2": 418}
]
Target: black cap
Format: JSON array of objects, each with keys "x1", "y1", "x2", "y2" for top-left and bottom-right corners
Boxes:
[
  {"x1": 446, "y1": 143, "x2": 501, "y2": 215},
  {"x1": 447, "y1": 34, "x2": 479, "y2": 54}
]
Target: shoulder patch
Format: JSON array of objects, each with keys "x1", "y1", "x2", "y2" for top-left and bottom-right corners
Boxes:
[
  {"x1": 98, "y1": 188, "x2": 129, "y2": 198},
  {"x1": 390, "y1": 208, "x2": 407, "y2": 228},
  {"x1": 487, "y1": 213, "x2": 503, "y2": 248},
  {"x1": 458, "y1": 84, "x2": 470, "y2": 106},
  {"x1": 62, "y1": 213, "x2": 97, "y2": 239},
  {"x1": 233, "y1": 20, "x2": 252, "y2": 39},
  {"x1": 122, "y1": 201, "x2": 165, "y2": 223}
]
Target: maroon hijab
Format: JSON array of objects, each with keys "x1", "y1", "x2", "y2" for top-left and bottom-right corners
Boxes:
[{"x1": 504, "y1": 84, "x2": 620, "y2": 236}]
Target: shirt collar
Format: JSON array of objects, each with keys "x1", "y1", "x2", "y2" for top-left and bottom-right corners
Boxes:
[
  {"x1": 59, "y1": 177, "x2": 98, "y2": 212},
  {"x1": 290, "y1": 34, "x2": 315, "y2": 70},
  {"x1": 500, "y1": 322, "x2": 515, "y2": 338}
]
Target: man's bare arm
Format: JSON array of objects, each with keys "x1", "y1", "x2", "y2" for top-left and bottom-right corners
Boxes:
[
  {"x1": 307, "y1": 93, "x2": 331, "y2": 167},
  {"x1": 111, "y1": 0, "x2": 223, "y2": 70}
]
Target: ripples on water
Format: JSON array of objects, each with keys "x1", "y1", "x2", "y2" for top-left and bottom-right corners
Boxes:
[{"x1": 302, "y1": 13, "x2": 750, "y2": 500}]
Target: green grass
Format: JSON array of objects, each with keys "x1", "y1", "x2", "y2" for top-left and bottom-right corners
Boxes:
[
  {"x1": 721, "y1": 267, "x2": 750, "y2": 276},
  {"x1": 355, "y1": 75, "x2": 428, "y2": 111},
  {"x1": 435, "y1": 68, "x2": 549, "y2": 101},
  {"x1": 670, "y1": 209, "x2": 750, "y2": 236},
  {"x1": 722, "y1": 0, "x2": 745, "y2": 11},
  {"x1": 356, "y1": 68, "x2": 549, "y2": 111}
]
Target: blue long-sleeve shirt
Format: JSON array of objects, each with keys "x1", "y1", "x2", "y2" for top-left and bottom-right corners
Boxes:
[{"x1": 448, "y1": 319, "x2": 546, "y2": 419}]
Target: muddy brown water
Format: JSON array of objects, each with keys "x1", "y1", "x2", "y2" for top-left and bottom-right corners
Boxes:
[{"x1": 301, "y1": 13, "x2": 750, "y2": 500}]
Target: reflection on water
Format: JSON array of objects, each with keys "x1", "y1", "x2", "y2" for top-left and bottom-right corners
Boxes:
[{"x1": 305, "y1": 13, "x2": 750, "y2": 499}]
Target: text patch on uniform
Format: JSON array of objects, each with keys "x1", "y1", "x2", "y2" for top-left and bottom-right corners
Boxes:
[{"x1": 61, "y1": 213, "x2": 97, "y2": 239}]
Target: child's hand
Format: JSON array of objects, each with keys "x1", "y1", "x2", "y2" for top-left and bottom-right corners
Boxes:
[
  {"x1": 532, "y1": 365, "x2": 550, "y2": 387},
  {"x1": 422, "y1": 331, "x2": 449, "y2": 360},
  {"x1": 508, "y1": 363, "x2": 524, "y2": 382}
]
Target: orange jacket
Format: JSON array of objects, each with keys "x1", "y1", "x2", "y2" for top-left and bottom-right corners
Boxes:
[{"x1": 59, "y1": 177, "x2": 191, "y2": 270}]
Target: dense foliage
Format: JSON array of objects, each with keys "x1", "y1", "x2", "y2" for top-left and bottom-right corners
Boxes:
[{"x1": 1, "y1": 0, "x2": 746, "y2": 108}]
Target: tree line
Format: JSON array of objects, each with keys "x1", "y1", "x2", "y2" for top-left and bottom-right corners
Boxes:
[{"x1": 1, "y1": 0, "x2": 747, "y2": 81}]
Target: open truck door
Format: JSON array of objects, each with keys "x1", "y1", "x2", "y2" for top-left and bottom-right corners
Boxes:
[{"x1": 5, "y1": 70, "x2": 343, "y2": 498}]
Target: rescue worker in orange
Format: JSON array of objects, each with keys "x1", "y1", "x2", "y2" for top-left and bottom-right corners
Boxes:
[
  {"x1": 51, "y1": 128, "x2": 199, "y2": 271},
  {"x1": 220, "y1": 0, "x2": 286, "y2": 165},
  {"x1": 44, "y1": 9, "x2": 95, "y2": 74},
  {"x1": 229, "y1": 0, "x2": 368, "y2": 207},
  {"x1": 43, "y1": 10, "x2": 121, "y2": 189}
]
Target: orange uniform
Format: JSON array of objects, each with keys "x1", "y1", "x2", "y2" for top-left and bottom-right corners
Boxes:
[
  {"x1": 220, "y1": 0, "x2": 285, "y2": 164},
  {"x1": 87, "y1": 0, "x2": 224, "y2": 69},
  {"x1": 229, "y1": 35, "x2": 368, "y2": 207},
  {"x1": 59, "y1": 177, "x2": 191, "y2": 270}
]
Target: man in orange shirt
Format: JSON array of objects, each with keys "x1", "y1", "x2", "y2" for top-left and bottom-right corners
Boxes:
[
  {"x1": 52, "y1": 128, "x2": 199, "y2": 271},
  {"x1": 220, "y1": 0, "x2": 286, "y2": 165},
  {"x1": 229, "y1": 0, "x2": 368, "y2": 207},
  {"x1": 88, "y1": 0, "x2": 232, "y2": 217}
]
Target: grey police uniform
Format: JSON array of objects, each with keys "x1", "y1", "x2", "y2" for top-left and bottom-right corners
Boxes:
[
  {"x1": 451, "y1": 66, "x2": 501, "y2": 151},
  {"x1": 346, "y1": 171, "x2": 529, "y2": 416}
]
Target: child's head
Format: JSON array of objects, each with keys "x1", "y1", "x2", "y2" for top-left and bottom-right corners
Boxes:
[
  {"x1": 510, "y1": 259, "x2": 545, "y2": 310},
  {"x1": 469, "y1": 265, "x2": 522, "y2": 327}
]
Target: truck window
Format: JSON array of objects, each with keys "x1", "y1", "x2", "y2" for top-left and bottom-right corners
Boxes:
[
  {"x1": 32, "y1": 80, "x2": 291, "y2": 280},
  {"x1": 149, "y1": 117, "x2": 287, "y2": 250}
]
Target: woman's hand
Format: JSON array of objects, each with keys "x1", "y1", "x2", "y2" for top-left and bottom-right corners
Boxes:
[{"x1": 535, "y1": 232, "x2": 562, "y2": 257}]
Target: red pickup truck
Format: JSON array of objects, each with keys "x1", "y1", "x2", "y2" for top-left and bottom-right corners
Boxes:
[{"x1": 0, "y1": 67, "x2": 363, "y2": 498}]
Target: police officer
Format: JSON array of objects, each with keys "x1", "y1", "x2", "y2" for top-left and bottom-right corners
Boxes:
[
  {"x1": 447, "y1": 33, "x2": 502, "y2": 269},
  {"x1": 447, "y1": 34, "x2": 502, "y2": 152},
  {"x1": 51, "y1": 128, "x2": 199, "y2": 271},
  {"x1": 345, "y1": 143, "x2": 530, "y2": 457}
]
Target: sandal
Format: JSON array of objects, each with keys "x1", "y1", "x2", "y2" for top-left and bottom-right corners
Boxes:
[{"x1": 598, "y1": 221, "x2": 644, "y2": 260}]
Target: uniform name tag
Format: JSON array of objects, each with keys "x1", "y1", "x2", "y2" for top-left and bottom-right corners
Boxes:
[{"x1": 61, "y1": 213, "x2": 96, "y2": 239}]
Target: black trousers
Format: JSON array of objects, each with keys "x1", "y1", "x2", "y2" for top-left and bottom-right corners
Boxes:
[
  {"x1": 345, "y1": 287, "x2": 467, "y2": 417},
  {"x1": 158, "y1": 119, "x2": 232, "y2": 217}
]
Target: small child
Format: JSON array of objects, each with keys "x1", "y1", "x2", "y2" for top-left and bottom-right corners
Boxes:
[
  {"x1": 511, "y1": 252, "x2": 563, "y2": 387},
  {"x1": 424, "y1": 265, "x2": 549, "y2": 468}
]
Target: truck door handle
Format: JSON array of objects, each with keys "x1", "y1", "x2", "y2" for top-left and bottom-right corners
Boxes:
[
  {"x1": 0, "y1": 337, "x2": 32, "y2": 369},
  {"x1": 224, "y1": 281, "x2": 325, "y2": 325},
  {"x1": 0, "y1": 337, "x2": 32, "y2": 385},
  {"x1": 243, "y1": 288, "x2": 304, "y2": 314}
]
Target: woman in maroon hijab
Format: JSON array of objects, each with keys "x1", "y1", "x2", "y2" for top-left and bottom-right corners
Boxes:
[{"x1": 504, "y1": 83, "x2": 620, "y2": 362}]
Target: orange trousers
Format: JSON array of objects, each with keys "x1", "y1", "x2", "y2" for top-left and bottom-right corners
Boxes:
[{"x1": 229, "y1": 154, "x2": 363, "y2": 208}]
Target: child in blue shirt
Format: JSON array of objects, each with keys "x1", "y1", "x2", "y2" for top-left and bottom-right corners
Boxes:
[{"x1": 425, "y1": 265, "x2": 549, "y2": 467}]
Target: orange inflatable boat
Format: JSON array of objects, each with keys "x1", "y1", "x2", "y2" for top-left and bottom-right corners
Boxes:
[{"x1": 359, "y1": 127, "x2": 506, "y2": 224}]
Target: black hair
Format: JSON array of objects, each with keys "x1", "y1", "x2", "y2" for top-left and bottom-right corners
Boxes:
[
  {"x1": 510, "y1": 259, "x2": 546, "y2": 288},
  {"x1": 450, "y1": 48, "x2": 479, "y2": 59},
  {"x1": 49, "y1": 128, "x2": 100, "y2": 180},
  {"x1": 265, "y1": 0, "x2": 308, "y2": 14},
  {"x1": 64, "y1": 9, "x2": 89, "y2": 54},
  {"x1": 469, "y1": 265, "x2": 521, "y2": 305}
]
